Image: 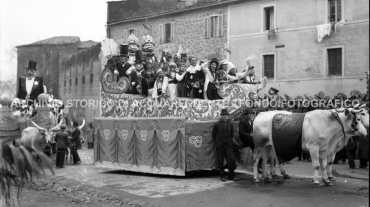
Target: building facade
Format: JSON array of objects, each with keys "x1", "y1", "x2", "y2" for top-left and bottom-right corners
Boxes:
[{"x1": 228, "y1": 0, "x2": 369, "y2": 97}]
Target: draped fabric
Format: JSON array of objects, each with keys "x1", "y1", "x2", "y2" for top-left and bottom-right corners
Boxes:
[
  {"x1": 94, "y1": 117, "x2": 187, "y2": 176},
  {"x1": 272, "y1": 113, "x2": 306, "y2": 163}
]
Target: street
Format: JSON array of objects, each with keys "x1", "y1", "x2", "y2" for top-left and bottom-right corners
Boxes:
[{"x1": 14, "y1": 148, "x2": 369, "y2": 207}]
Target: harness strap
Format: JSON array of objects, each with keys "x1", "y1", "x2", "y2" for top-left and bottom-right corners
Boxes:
[{"x1": 331, "y1": 110, "x2": 346, "y2": 149}]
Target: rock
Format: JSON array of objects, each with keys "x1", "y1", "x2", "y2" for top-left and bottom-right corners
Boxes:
[{"x1": 128, "y1": 200, "x2": 142, "y2": 205}]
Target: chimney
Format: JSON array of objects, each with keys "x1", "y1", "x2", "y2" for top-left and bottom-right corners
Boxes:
[{"x1": 177, "y1": 0, "x2": 186, "y2": 9}]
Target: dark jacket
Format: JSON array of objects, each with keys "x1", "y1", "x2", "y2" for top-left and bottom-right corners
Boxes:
[
  {"x1": 114, "y1": 62, "x2": 132, "y2": 78},
  {"x1": 212, "y1": 119, "x2": 234, "y2": 149},
  {"x1": 55, "y1": 131, "x2": 70, "y2": 149},
  {"x1": 70, "y1": 129, "x2": 81, "y2": 148},
  {"x1": 17, "y1": 76, "x2": 44, "y2": 100},
  {"x1": 239, "y1": 117, "x2": 254, "y2": 146}
]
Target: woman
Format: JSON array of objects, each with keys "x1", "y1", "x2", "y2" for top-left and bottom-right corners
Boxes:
[
  {"x1": 162, "y1": 62, "x2": 178, "y2": 100},
  {"x1": 55, "y1": 124, "x2": 69, "y2": 168},
  {"x1": 176, "y1": 62, "x2": 188, "y2": 97},
  {"x1": 86, "y1": 123, "x2": 95, "y2": 149},
  {"x1": 201, "y1": 58, "x2": 222, "y2": 100},
  {"x1": 70, "y1": 122, "x2": 81, "y2": 164}
]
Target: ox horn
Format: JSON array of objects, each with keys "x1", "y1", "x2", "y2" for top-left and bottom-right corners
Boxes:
[
  {"x1": 28, "y1": 119, "x2": 46, "y2": 131},
  {"x1": 51, "y1": 119, "x2": 63, "y2": 131},
  {"x1": 78, "y1": 119, "x2": 85, "y2": 130}
]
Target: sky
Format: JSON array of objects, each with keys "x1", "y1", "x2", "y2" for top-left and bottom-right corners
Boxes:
[{"x1": 0, "y1": 0, "x2": 109, "y2": 81}]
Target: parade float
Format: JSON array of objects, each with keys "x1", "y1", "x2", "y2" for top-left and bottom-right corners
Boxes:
[{"x1": 94, "y1": 37, "x2": 262, "y2": 176}]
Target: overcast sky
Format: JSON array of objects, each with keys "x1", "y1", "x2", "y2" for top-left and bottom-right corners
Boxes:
[{"x1": 0, "y1": 0, "x2": 109, "y2": 81}]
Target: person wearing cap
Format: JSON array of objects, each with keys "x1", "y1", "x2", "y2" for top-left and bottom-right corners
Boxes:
[
  {"x1": 16, "y1": 60, "x2": 45, "y2": 106},
  {"x1": 161, "y1": 62, "x2": 178, "y2": 100},
  {"x1": 239, "y1": 108, "x2": 256, "y2": 151},
  {"x1": 186, "y1": 57, "x2": 205, "y2": 99},
  {"x1": 113, "y1": 45, "x2": 135, "y2": 81},
  {"x1": 55, "y1": 124, "x2": 70, "y2": 168},
  {"x1": 70, "y1": 122, "x2": 81, "y2": 164},
  {"x1": 176, "y1": 62, "x2": 189, "y2": 97},
  {"x1": 212, "y1": 109, "x2": 238, "y2": 181},
  {"x1": 201, "y1": 58, "x2": 222, "y2": 100}
]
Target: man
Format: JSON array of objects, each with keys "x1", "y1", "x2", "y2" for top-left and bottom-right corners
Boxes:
[
  {"x1": 70, "y1": 122, "x2": 81, "y2": 164},
  {"x1": 239, "y1": 108, "x2": 256, "y2": 151},
  {"x1": 212, "y1": 109, "x2": 238, "y2": 181},
  {"x1": 17, "y1": 60, "x2": 45, "y2": 106},
  {"x1": 186, "y1": 57, "x2": 205, "y2": 99},
  {"x1": 346, "y1": 136, "x2": 359, "y2": 169},
  {"x1": 112, "y1": 45, "x2": 135, "y2": 81},
  {"x1": 55, "y1": 124, "x2": 69, "y2": 168},
  {"x1": 242, "y1": 67, "x2": 261, "y2": 85},
  {"x1": 201, "y1": 58, "x2": 222, "y2": 100},
  {"x1": 129, "y1": 50, "x2": 148, "y2": 95}
]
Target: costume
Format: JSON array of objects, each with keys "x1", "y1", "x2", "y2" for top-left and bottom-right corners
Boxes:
[
  {"x1": 128, "y1": 34, "x2": 140, "y2": 63},
  {"x1": 212, "y1": 110, "x2": 236, "y2": 180},
  {"x1": 201, "y1": 59, "x2": 222, "y2": 100},
  {"x1": 185, "y1": 63, "x2": 205, "y2": 99},
  {"x1": 176, "y1": 69, "x2": 188, "y2": 97},
  {"x1": 152, "y1": 69, "x2": 165, "y2": 98},
  {"x1": 162, "y1": 64, "x2": 178, "y2": 100},
  {"x1": 129, "y1": 50, "x2": 148, "y2": 95},
  {"x1": 142, "y1": 35, "x2": 157, "y2": 63},
  {"x1": 17, "y1": 61, "x2": 45, "y2": 105},
  {"x1": 112, "y1": 45, "x2": 135, "y2": 80}
]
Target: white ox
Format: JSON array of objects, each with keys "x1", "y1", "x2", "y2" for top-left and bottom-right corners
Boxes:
[
  {"x1": 252, "y1": 108, "x2": 368, "y2": 187},
  {"x1": 20, "y1": 120, "x2": 63, "y2": 151}
]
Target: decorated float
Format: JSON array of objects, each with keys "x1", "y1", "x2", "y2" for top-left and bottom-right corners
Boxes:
[{"x1": 95, "y1": 37, "x2": 261, "y2": 176}]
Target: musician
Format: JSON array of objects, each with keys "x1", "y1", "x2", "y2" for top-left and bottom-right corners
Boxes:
[
  {"x1": 112, "y1": 45, "x2": 135, "y2": 81},
  {"x1": 201, "y1": 58, "x2": 222, "y2": 100},
  {"x1": 16, "y1": 60, "x2": 45, "y2": 106}
]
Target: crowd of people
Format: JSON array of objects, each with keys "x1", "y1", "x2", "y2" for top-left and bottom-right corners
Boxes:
[{"x1": 108, "y1": 38, "x2": 266, "y2": 100}]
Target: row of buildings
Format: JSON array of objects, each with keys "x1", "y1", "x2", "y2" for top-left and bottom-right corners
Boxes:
[{"x1": 17, "y1": 0, "x2": 369, "y2": 123}]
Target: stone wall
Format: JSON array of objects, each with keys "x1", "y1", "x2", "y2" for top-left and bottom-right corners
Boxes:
[
  {"x1": 59, "y1": 44, "x2": 101, "y2": 125},
  {"x1": 108, "y1": 6, "x2": 228, "y2": 61},
  {"x1": 228, "y1": 0, "x2": 369, "y2": 97}
]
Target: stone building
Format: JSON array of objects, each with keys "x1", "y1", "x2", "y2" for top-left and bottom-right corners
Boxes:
[
  {"x1": 107, "y1": 0, "x2": 369, "y2": 97},
  {"x1": 227, "y1": 0, "x2": 369, "y2": 97},
  {"x1": 16, "y1": 37, "x2": 98, "y2": 99}
]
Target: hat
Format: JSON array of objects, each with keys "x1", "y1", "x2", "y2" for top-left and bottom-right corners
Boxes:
[
  {"x1": 26, "y1": 61, "x2": 37, "y2": 70},
  {"x1": 73, "y1": 122, "x2": 79, "y2": 127},
  {"x1": 166, "y1": 52, "x2": 173, "y2": 59},
  {"x1": 169, "y1": 62, "x2": 177, "y2": 68},
  {"x1": 269, "y1": 87, "x2": 279, "y2": 95},
  {"x1": 135, "y1": 50, "x2": 144, "y2": 62},
  {"x1": 119, "y1": 45, "x2": 129, "y2": 57},
  {"x1": 245, "y1": 108, "x2": 255, "y2": 114},
  {"x1": 181, "y1": 53, "x2": 187, "y2": 58},
  {"x1": 156, "y1": 68, "x2": 163, "y2": 75},
  {"x1": 220, "y1": 109, "x2": 229, "y2": 115}
]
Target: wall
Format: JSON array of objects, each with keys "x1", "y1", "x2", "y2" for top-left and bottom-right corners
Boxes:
[
  {"x1": 17, "y1": 44, "x2": 79, "y2": 99},
  {"x1": 108, "y1": 5, "x2": 228, "y2": 61},
  {"x1": 228, "y1": 0, "x2": 369, "y2": 97},
  {"x1": 59, "y1": 44, "x2": 101, "y2": 125}
]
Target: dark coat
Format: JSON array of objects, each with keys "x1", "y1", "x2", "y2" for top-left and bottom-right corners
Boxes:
[
  {"x1": 17, "y1": 76, "x2": 44, "y2": 100},
  {"x1": 185, "y1": 70, "x2": 204, "y2": 99},
  {"x1": 70, "y1": 129, "x2": 81, "y2": 148},
  {"x1": 55, "y1": 131, "x2": 70, "y2": 149},
  {"x1": 212, "y1": 119, "x2": 234, "y2": 149},
  {"x1": 113, "y1": 62, "x2": 132, "y2": 78},
  {"x1": 357, "y1": 135, "x2": 369, "y2": 159},
  {"x1": 239, "y1": 117, "x2": 254, "y2": 147}
]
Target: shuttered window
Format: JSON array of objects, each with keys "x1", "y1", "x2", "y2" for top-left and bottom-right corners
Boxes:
[
  {"x1": 123, "y1": 30, "x2": 129, "y2": 39},
  {"x1": 264, "y1": 7, "x2": 275, "y2": 31},
  {"x1": 329, "y1": 0, "x2": 342, "y2": 23},
  {"x1": 159, "y1": 23, "x2": 175, "y2": 44},
  {"x1": 205, "y1": 14, "x2": 224, "y2": 39},
  {"x1": 263, "y1": 55, "x2": 275, "y2": 79},
  {"x1": 90, "y1": 74, "x2": 94, "y2": 83},
  {"x1": 328, "y1": 48, "x2": 342, "y2": 76}
]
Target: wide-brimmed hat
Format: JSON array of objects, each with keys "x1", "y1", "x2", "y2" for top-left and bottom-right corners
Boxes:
[
  {"x1": 26, "y1": 61, "x2": 37, "y2": 70},
  {"x1": 220, "y1": 109, "x2": 229, "y2": 115},
  {"x1": 269, "y1": 87, "x2": 279, "y2": 95}
]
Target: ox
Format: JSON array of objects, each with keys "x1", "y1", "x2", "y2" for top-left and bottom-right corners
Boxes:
[
  {"x1": 19, "y1": 119, "x2": 63, "y2": 151},
  {"x1": 252, "y1": 108, "x2": 368, "y2": 187}
]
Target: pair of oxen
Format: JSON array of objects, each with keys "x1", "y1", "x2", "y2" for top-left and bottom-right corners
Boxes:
[{"x1": 249, "y1": 105, "x2": 369, "y2": 187}]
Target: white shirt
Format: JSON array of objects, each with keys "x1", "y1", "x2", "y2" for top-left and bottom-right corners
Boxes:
[{"x1": 26, "y1": 77, "x2": 35, "y2": 95}]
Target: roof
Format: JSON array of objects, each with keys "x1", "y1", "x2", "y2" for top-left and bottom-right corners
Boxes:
[
  {"x1": 107, "y1": 0, "x2": 248, "y2": 25},
  {"x1": 78, "y1": 40, "x2": 99, "y2": 49},
  {"x1": 17, "y1": 36, "x2": 80, "y2": 47}
]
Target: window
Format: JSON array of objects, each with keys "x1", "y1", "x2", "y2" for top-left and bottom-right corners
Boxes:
[
  {"x1": 69, "y1": 79, "x2": 72, "y2": 87},
  {"x1": 205, "y1": 15, "x2": 223, "y2": 38},
  {"x1": 159, "y1": 23, "x2": 175, "y2": 43},
  {"x1": 263, "y1": 55, "x2": 275, "y2": 79},
  {"x1": 90, "y1": 74, "x2": 94, "y2": 83},
  {"x1": 329, "y1": 0, "x2": 342, "y2": 23},
  {"x1": 327, "y1": 48, "x2": 342, "y2": 76},
  {"x1": 128, "y1": 29, "x2": 135, "y2": 35},
  {"x1": 264, "y1": 7, "x2": 275, "y2": 31},
  {"x1": 75, "y1": 77, "x2": 78, "y2": 85},
  {"x1": 82, "y1": 76, "x2": 85, "y2": 84}
]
